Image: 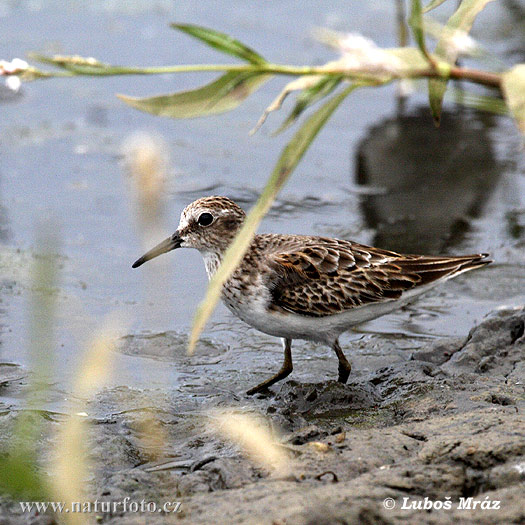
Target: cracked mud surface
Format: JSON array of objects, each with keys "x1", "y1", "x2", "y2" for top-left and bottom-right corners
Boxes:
[{"x1": 0, "y1": 307, "x2": 524, "y2": 524}]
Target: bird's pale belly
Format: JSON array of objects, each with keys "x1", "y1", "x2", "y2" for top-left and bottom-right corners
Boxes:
[
  {"x1": 222, "y1": 280, "x2": 442, "y2": 343},
  {"x1": 222, "y1": 289, "x2": 393, "y2": 343}
]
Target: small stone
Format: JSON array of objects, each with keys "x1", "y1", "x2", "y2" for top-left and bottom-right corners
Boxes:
[
  {"x1": 309, "y1": 441, "x2": 331, "y2": 453},
  {"x1": 334, "y1": 432, "x2": 346, "y2": 443}
]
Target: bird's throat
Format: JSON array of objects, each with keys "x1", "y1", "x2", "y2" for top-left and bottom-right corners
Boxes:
[{"x1": 202, "y1": 251, "x2": 222, "y2": 280}]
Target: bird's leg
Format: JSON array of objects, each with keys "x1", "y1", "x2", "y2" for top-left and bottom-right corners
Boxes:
[
  {"x1": 332, "y1": 339, "x2": 352, "y2": 383},
  {"x1": 246, "y1": 338, "x2": 293, "y2": 395}
]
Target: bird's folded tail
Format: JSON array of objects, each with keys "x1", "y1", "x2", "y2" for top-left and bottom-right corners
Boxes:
[{"x1": 395, "y1": 253, "x2": 492, "y2": 287}]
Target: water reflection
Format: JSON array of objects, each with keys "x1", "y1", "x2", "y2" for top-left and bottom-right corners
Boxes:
[
  {"x1": 501, "y1": 0, "x2": 525, "y2": 62},
  {"x1": 0, "y1": 202, "x2": 8, "y2": 244},
  {"x1": 0, "y1": 83, "x2": 23, "y2": 105},
  {"x1": 0, "y1": 160, "x2": 10, "y2": 355},
  {"x1": 355, "y1": 107, "x2": 502, "y2": 254}
]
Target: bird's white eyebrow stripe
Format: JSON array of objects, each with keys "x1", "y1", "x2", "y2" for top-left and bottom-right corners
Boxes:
[{"x1": 178, "y1": 206, "x2": 230, "y2": 230}]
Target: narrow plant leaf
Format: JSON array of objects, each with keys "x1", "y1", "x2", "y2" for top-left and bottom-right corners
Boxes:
[
  {"x1": 251, "y1": 74, "x2": 326, "y2": 134},
  {"x1": 435, "y1": 0, "x2": 494, "y2": 59},
  {"x1": 274, "y1": 75, "x2": 343, "y2": 135},
  {"x1": 118, "y1": 72, "x2": 271, "y2": 119},
  {"x1": 188, "y1": 84, "x2": 358, "y2": 353},
  {"x1": 423, "y1": 0, "x2": 448, "y2": 13},
  {"x1": 52, "y1": 325, "x2": 119, "y2": 519},
  {"x1": 0, "y1": 224, "x2": 59, "y2": 500},
  {"x1": 428, "y1": 0, "x2": 495, "y2": 125},
  {"x1": 171, "y1": 24, "x2": 267, "y2": 64},
  {"x1": 409, "y1": 0, "x2": 429, "y2": 57},
  {"x1": 502, "y1": 64, "x2": 525, "y2": 135},
  {"x1": 386, "y1": 46, "x2": 431, "y2": 71}
]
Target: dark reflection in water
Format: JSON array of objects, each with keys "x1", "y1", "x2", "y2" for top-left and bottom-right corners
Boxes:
[
  {"x1": 506, "y1": 210, "x2": 525, "y2": 241},
  {"x1": 502, "y1": 0, "x2": 525, "y2": 62},
  {"x1": 355, "y1": 107, "x2": 503, "y2": 254}
]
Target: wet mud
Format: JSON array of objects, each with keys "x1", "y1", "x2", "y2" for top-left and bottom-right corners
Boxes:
[{"x1": 0, "y1": 306, "x2": 523, "y2": 524}]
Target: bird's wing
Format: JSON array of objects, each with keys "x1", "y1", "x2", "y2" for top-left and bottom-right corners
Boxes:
[{"x1": 264, "y1": 237, "x2": 489, "y2": 317}]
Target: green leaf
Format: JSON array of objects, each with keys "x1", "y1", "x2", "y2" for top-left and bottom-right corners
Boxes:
[
  {"x1": 252, "y1": 74, "x2": 339, "y2": 135},
  {"x1": 0, "y1": 225, "x2": 57, "y2": 502},
  {"x1": 118, "y1": 72, "x2": 272, "y2": 119},
  {"x1": 386, "y1": 46, "x2": 431, "y2": 72},
  {"x1": 502, "y1": 64, "x2": 525, "y2": 135},
  {"x1": 423, "y1": 0, "x2": 448, "y2": 13},
  {"x1": 188, "y1": 84, "x2": 358, "y2": 354},
  {"x1": 171, "y1": 24, "x2": 267, "y2": 64},
  {"x1": 428, "y1": 0, "x2": 495, "y2": 125},
  {"x1": 409, "y1": 0, "x2": 429, "y2": 57},
  {"x1": 0, "y1": 453, "x2": 48, "y2": 500},
  {"x1": 274, "y1": 75, "x2": 343, "y2": 134}
]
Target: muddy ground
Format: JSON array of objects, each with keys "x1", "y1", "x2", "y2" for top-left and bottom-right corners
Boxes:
[{"x1": 0, "y1": 306, "x2": 524, "y2": 524}]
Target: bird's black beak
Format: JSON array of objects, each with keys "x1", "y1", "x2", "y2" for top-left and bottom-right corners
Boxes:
[{"x1": 132, "y1": 232, "x2": 182, "y2": 268}]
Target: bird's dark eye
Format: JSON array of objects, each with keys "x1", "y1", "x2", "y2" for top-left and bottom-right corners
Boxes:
[{"x1": 197, "y1": 212, "x2": 214, "y2": 226}]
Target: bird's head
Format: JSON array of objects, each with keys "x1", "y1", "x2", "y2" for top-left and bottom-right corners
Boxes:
[{"x1": 132, "y1": 196, "x2": 246, "y2": 268}]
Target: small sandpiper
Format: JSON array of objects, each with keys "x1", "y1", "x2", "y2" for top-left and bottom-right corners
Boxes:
[{"x1": 132, "y1": 196, "x2": 491, "y2": 395}]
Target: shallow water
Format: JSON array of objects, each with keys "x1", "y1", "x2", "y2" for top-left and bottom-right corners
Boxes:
[{"x1": 0, "y1": 1, "x2": 524, "y2": 415}]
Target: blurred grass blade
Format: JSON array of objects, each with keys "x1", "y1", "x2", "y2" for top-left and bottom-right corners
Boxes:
[
  {"x1": 274, "y1": 75, "x2": 343, "y2": 135},
  {"x1": 447, "y1": 87, "x2": 508, "y2": 116},
  {"x1": 188, "y1": 84, "x2": 358, "y2": 353},
  {"x1": 171, "y1": 24, "x2": 267, "y2": 64},
  {"x1": 502, "y1": 64, "x2": 525, "y2": 135},
  {"x1": 409, "y1": 0, "x2": 430, "y2": 57},
  {"x1": 52, "y1": 322, "x2": 120, "y2": 525},
  {"x1": 423, "y1": 0, "x2": 448, "y2": 13},
  {"x1": 0, "y1": 222, "x2": 59, "y2": 500},
  {"x1": 118, "y1": 72, "x2": 271, "y2": 118},
  {"x1": 428, "y1": 0, "x2": 495, "y2": 125},
  {"x1": 209, "y1": 410, "x2": 290, "y2": 476}
]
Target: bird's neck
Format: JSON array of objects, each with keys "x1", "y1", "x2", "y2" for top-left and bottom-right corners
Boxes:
[
  {"x1": 201, "y1": 250, "x2": 223, "y2": 280},
  {"x1": 200, "y1": 231, "x2": 244, "y2": 280}
]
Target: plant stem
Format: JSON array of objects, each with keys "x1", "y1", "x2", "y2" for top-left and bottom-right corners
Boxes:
[
  {"x1": 449, "y1": 65, "x2": 501, "y2": 89},
  {"x1": 33, "y1": 60, "x2": 503, "y2": 90}
]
